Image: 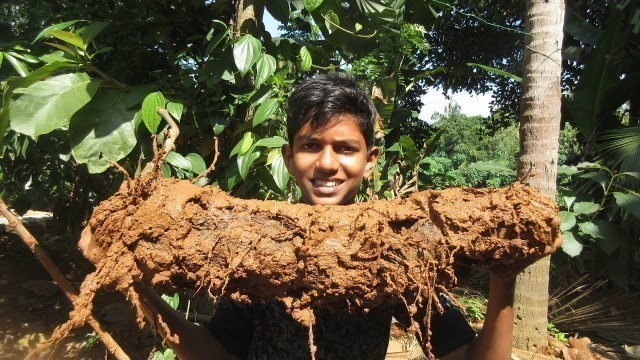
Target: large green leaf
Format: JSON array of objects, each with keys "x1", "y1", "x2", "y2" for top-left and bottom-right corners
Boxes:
[
  {"x1": 577, "y1": 220, "x2": 621, "y2": 254},
  {"x1": 46, "y1": 29, "x2": 85, "y2": 49},
  {"x1": 561, "y1": 231, "x2": 583, "y2": 257},
  {"x1": 69, "y1": 89, "x2": 137, "y2": 173},
  {"x1": 613, "y1": 192, "x2": 640, "y2": 219},
  {"x1": 233, "y1": 35, "x2": 262, "y2": 76},
  {"x1": 299, "y1": 46, "x2": 312, "y2": 72},
  {"x1": 569, "y1": 9, "x2": 626, "y2": 136},
  {"x1": 270, "y1": 150, "x2": 290, "y2": 192},
  {"x1": 166, "y1": 152, "x2": 192, "y2": 172},
  {"x1": 237, "y1": 146, "x2": 261, "y2": 180},
  {"x1": 5, "y1": 62, "x2": 77, "y2": 91},
  {"x1": 254, "y1": 136, "x2": 287, "y2": 148},
  {"x1": 141, "y1": 92, "x2": 166, "y2": 133},
  {"x1": 34, "y1": 20, "x2": 80, "y2": 43},
  {"x1": 10, "y1": 72, "x2": 101, "y2": 138},
  {"x1": 4, "y1": 53, "x2": 30, "y2": 77},
  {"x1": 564, "y1": 7, "x2": 601, "y2": 46},
  {"x1": 252, "y1": 98, "x2": 279, "y2": 127},
  {"x1": 186, "y1": 153, "x2": 207, "y2": 174},
  {"x1": 572, "y1": 201, "x2": 600, "y2": 215},
  {"x1": 254, "y1": 54, "x2": 276, "y2": 88},
  {"x1": 559, "y1": 211, "x2": 576, "y2": 232}
]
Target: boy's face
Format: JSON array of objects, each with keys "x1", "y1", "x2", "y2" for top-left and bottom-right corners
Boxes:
[{"x1": 283, "y1": 113, "x2": 379, "y2": 205}]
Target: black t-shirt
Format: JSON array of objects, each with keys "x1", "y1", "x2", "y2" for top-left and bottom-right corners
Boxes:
[{"x1": 207, "y1": 298, "x2": 475, "y2": 359}]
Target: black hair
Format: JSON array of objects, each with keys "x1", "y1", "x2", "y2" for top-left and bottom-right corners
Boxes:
[{"x1": 286, "y1": 73, "x2": 376, "y2": 148}]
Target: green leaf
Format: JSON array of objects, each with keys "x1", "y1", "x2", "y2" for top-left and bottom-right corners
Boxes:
[
  {"x1": 34, "y1": 20, "x2": 80, "y2": 42},
  {"x1": 6, "y1": 61, "x2": 76, "y2": 91},
  {"x1": 399, "y1": 135, "x2": 419, "y2": 166},
  {"x1": 252, "y1": 98, "x2": 279, "y2": 127},
  {"x1": 265, "y1": 0, "x2": 290, "y2": 24},
  {"x1": 303, "y1": 0, "x2": 323, "y2": 12},
  {"x1": 186, "y1": 153, "x2": 207, "y2": 174},
  {"x1": 233, "y1": 35, "x2": 262, "y2": 76},
  {"x1": 467, "y1": 63, "x2": 522, "y2": 82},
  {"x1": 578, "y1": 220, "x2": 621, "y2": 254},
  {"x1": 46, "y1": 29, "x2": 85, "y2": 49},
  {"x1": 0, "y1": 52, "x2": 3, "y2": 67},
  {"x1": 230, "y1": 132, "x2": 255, "y2": 158},
  {"x1": 4, "y1": 53, "x2": 30, "y2": 77},
  {"x1": 141, "y1": 92, "x2": 166, "y2": 133},
  {"x1": 355, "y1": 23, "x2": 363, "y2": 32},
  {"x1": 69, "y1": 89, "x2": 137, "y2": 173},
  {"x1": 161, "y1": 293, "x2": 180, "y2": 310},
  {"x1": 254, "y1": 136, "x2": 287, "y2": 148},
  {"x1": 299, "y1": 46, "x2": 312, "y2": 72},
  {"x1": 210, "y1": 116, "x2": 231, "y2": 135},
  {"x1": 557, "y1": 165, "x2": 580, "y2": 176},
  {"x1": 564, "y1": 7, "x2": 601, "y2": 46},
  {"x1": 270, "y1": 150, "x2": 290, "y2": 192},
  {"x1": 237, "y1": 147, "x2": 261, "y2": 180},
  {"x1": 166, "y1": 101, "x2": 184, "y2": 122},
  {"x1": 79, "y1": 22, "x2": 110, "y2": 46},
  {"x1": 559, "y1": 211, "x2": 577, "y2": 232},
  {"x1": 161, "y1": 163, "x2": 171, "y2": 178},
  {"x1": 561, "y1": 231, "x2": 583, "y2": 257},
  {"x1": 572, "y1": 201, "x2": 600, "y2": 215},
  {"x1": 10, "y1": 73, "x2": 101, "y2": 138},
  {"x1": 166, "y1": 152, "x2": 192, "y2": 171},
  {"x1": 254, "y1": 54, "x2": 276, "y2": 88},
  {"x1": 580, "y1": 171, "x2": 610, "y2": 192},
  {"x1": 559, "y1": 189, "x2": 577, "y2": 209},
  {"x1": 613, "y1": 192, "x2": 640, "y2": 218},
  {"x1": 324, "y1": 10, "x2": 339, "y2": 34},
  {"x1": 266, "y1": 148, "x2": 279, "y2": 165}
]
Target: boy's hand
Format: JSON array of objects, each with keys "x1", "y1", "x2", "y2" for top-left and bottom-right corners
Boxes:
[{"x1": 78, "y1": 225, "x2": 104, "y2": 264}]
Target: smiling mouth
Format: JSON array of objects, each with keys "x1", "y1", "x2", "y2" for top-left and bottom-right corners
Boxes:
[{"x1": 311, "y1": 179, "x2": 344, "y2": 188}]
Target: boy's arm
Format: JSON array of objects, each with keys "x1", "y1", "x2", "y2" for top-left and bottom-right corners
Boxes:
[
  {"x1": 135, "y1": 284, "x2": 239, "y2": 360},
  {"x1": 79, "y1": 226, "x2": 238, "y2": 360},
  {"x1": 440, "y1": 271, "x2": 516, "y2": 360}
]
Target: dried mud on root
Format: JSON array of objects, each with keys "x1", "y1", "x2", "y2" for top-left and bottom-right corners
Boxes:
[{"x1": 65, "y1": 177, "x2": 559, "y2": 357}]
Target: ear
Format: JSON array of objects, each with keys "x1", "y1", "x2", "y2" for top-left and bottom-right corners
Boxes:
[
  {"x1": 363, "y1": 146, "x2": 380, "y2": 179},
  {"x1": 282, "y1": 143, "x2": 294, "y2": 173}
]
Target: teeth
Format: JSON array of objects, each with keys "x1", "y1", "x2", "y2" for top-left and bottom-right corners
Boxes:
[{"x1": 314, "y1": 179, "x2": 340, "y2": 187}]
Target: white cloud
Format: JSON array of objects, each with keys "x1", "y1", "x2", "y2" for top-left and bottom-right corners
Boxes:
[{"x1": 419, "y1": 88, "x2": 492, "y2": 122}]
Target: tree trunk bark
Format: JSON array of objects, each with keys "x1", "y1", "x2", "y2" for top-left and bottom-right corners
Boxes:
[{"x1": 514, "y1": 0, "x2": 565, "y2": 351}]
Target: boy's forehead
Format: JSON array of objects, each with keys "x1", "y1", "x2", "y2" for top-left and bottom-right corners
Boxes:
[{"x1": 295, "y1": 113, "x2": 363, "y2": 138}]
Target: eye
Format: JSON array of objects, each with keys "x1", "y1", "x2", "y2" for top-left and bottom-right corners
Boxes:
[
  {"x1": 337, "y1": 145, "x2": 357, "y2": 154},
  {"x1": 300, "y1": 142, "x2": 320, "y2": 151}
]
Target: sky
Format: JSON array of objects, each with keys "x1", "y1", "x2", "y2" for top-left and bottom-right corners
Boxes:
[{"x1": 262, "y1": 12, "x2": 492, "y2": 121}]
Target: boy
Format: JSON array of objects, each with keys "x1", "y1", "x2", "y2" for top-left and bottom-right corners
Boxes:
[{"x1": 80, "y1": 73, "x2": 526, "y2": 359}]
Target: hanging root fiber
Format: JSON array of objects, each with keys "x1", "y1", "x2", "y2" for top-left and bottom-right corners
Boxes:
[{"x1": 53, "y1": 168, "x2": 559, "y2": 357}]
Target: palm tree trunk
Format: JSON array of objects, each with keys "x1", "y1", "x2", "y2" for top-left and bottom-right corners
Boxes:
[{"x1": 513, "y1": 0, "x2": 565, "y2": 351}]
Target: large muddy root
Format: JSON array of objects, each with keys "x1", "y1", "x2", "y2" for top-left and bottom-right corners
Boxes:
[{"x1": 66, "y1": 177, "x2": 559, "y2": 356}]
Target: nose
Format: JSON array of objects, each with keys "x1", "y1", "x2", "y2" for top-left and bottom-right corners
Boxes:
[{"x1": 316, "y1": 146, "x2": 339, "y2": 172}]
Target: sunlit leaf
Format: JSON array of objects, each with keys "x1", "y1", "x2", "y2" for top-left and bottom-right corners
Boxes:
[
  {"x1": 299, "y1": 46, "x2": 312, "y2": 72},
  {"x1": 252, "y1": 98, "x2": 279, "y2": 127},
  {"x1": 69, "y1": 89, "x2": 137, "y2": 173},
  {"x1": 237, "y1": 146, "x2": 261, "y2": 180},
  {"x1": 303, "y1": 0, "x2": 323, "y2": 12},
  {"x1": 46, "y1": 29, "x2": 85, "y2": 48},
  {"x1": 186, "y1": 153, "x2": 207, "y2": 174},
  {"x1": 33, "y1": 20, "x2": 80, "y2": 42},
  {"x1": 572, "y1": 201, "x2": 600, "y2": 215},
  {"x1": 559, "y1": 211, "x2": 576, "y2": 232},
  {"x1": 324, "y1": 10, "x2": 339, "y2": 34},
  {"x1": 166, "y1": 152, "x2": 192, "y2": 171},
  {"x1": 10, "y1": 73, "x2": 101, "y2": 138},
  {"x1": 255, "y1": 136, "x2": 287, "y2": 148},
  {"x1": 141, "y1": 91, "x2": 166, "y2": 133},
  {"x1": 578, "y1": 220, "x2": 621, "y2": 254},
  {"x1": 166, "y1": 101, "x2": 184, "y2": 122},
  {"x1": 270, "y1": 150, "x2": 290, "y2": 192},
  {"x1": 561, "y1": 231, "x2": 583, "y2": 257},
  {"x1": 4, "y1": 53, "x2": 30, "y2": 77},
  {"x1": 255, "y1": 54, "x2": 276, "y2": 88},
  {"x1": 233, "y1": 35, "x2": 262, "y2": 76}
]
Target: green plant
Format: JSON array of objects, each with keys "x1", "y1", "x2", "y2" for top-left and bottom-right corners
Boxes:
[{"x1": 547, "y1": 322, "x2": 567, "y2": 343}]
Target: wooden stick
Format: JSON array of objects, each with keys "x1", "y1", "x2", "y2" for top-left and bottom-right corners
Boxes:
[
  {"x1": 0, "y1": 199, "x2": 130, "y2": 360},
  {"x1": 192, "y1": 136, "x2": 220, "y2": 184}
]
